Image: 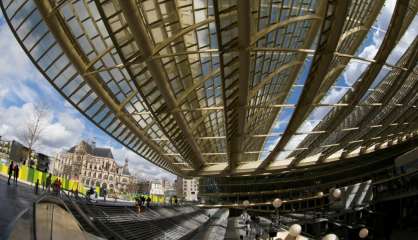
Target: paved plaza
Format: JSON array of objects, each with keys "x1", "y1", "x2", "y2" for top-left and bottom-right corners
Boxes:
[{"x1": 0, "y1": 175, "x2": 40, "y2": 233}]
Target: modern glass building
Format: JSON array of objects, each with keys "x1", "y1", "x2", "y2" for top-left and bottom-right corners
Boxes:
[{"x1": 1, "y1": 0, "x2": 418, "y2": 238}]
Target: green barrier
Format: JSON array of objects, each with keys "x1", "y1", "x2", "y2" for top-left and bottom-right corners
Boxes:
[
  {"x1": 0, "y1": 160, "x2": 87, "y2": 194},
  {"x1": 28, "y1": 167, "x2": 35, "y2": 183}
]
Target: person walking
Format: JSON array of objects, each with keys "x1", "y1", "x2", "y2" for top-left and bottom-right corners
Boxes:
[
  {"x1": 103, "y1": 187, "x2": 107, "y2": 202},
  {"x1": 35, "y1": 179, "x2": 39, "y2": 194},
  {"x1": 57, "y1": 179, "x2": 62, "y2": 195},
  {"x1": 141, "y1": 196, "x2": 146, "y2": 206},
  {"x1": 7, "y1": 161, "x2": 14, "y2": 185},
  {"x1": 46, "y1": 174, "x2": 52, "y2": 192},
  {"x1": 146, "y1": 196, "x2": 151, "y2": 207},
  {"x1": 13, "y1": 164, "x2": 19, "y2": 185}
]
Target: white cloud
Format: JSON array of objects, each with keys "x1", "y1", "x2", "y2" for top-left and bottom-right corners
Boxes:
[
  {"x1": 386, "y1": 15, "x2": 418, "y2": 65},
  {"x1": 0, "y1": 103, "x2": 85, "y2": 155},
  {"x1": 0, "y1": 21, "x2": 45, "y2": 104},
  {"x1": 111, "y1": 146, "x2": 176, "y2": 181}
]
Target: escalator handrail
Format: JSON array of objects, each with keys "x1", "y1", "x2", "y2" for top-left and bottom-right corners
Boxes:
[{"x1": 60, "y1": 190, "x2": 108, "y2": 238}]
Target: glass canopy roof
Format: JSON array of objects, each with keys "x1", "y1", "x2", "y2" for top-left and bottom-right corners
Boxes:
[{"x1": 1, "y1": 0, "x2": 417, "y2": 177}]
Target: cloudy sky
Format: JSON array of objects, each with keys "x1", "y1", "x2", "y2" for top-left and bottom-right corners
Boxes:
[{"x1": 0, "y1": 16, "x2": 176, "y2": 181}]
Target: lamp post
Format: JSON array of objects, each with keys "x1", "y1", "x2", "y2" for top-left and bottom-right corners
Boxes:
[
  {"x1": 322, "y1": 233, "x2": 339, "y2": 240},
  {"x1": 288, "y1": 224, "x2": 302, "y2": 237},
  {"x1": 332, "y1": 188, "x2": 342, "y2": 199},
  {"x1": 272, "y1": 198, "x2": 283, "y2": 228},
  {"x1": 359, "y1": 228, "x2": 368, "y2": 239},
  {"x1": 243, "y1": 200, "x2": 250, "y2": 222},
  {"x1": 242, "y1": 200, "x2": 250, "y2": 239}
]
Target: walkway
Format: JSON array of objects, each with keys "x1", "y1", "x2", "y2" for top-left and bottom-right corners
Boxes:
[{"x1": 0, "y1": 175, "x2": 42, "y2": 233}]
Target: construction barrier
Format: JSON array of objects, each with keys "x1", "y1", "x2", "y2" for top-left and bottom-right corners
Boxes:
[{"x1": 0, "y1": 160, "x2": 86, "y2": 194}]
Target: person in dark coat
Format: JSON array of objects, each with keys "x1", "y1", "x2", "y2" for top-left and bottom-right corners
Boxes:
[
  {"x1": 35, "y1": 179, "x2": 39, "y2": 194},
  {"x1": 146, "y1": 196, "x2": 151, "y2": 207},
  {"x1": 7, "y1": 161, "x2": 13, "y2": 185},
  {"x1": 46, "y1": 174, "x2": 52, "y2": 192},
  {"x1": 141, "y1": 196, "x2": 146, "y2": 206},
  {"x1": 13, "y1": 164, "x2": 19, "y2": 185}
]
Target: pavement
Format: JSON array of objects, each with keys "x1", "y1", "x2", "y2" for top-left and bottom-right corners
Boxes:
[{"x1": 0, "y1": 174, "x2": 42, "y2": 233}]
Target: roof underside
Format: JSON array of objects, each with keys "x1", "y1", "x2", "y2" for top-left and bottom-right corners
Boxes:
[{"x1": 1, "y1": 0, "x2": 417, "y2": 177}]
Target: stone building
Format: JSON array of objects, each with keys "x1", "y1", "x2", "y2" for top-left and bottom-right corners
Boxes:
[
  {"x1": 176, "y1": 177, "x2": 199, "y2": 202},
  {"x1": 53, "y1": 141, "x2": 134, "y2": 194}
]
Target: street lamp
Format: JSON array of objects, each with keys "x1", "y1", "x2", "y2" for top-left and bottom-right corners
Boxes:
[
  {"x1": 272, "y1": 198, "x2": 282, "y2": 228},
  {"x1": 332, "y1": 188, "x2": 342, "y2": 199},
  {"x1": 359, "y1": 228, "x2": 369, "y2": 238},
  {"x1": 322, "y1": 233, "x2": 339, "y2": 240},
  {"x1": 288, "y1": 224, "x2": 301, "y2": 237},
  {"x1": 243, "y1": 200, "x2": 250, "y2": 222}
]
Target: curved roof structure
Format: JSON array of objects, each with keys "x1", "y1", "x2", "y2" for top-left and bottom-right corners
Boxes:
[{"x1": 1, "y1": 0, "x2": 417, "y2": 177}]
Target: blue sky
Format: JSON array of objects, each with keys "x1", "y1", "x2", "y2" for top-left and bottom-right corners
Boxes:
[{"x1": 0, "y1": 16, "x2": 175, "y2": 181}]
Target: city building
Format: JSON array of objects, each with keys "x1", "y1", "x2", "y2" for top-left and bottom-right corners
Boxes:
[
  {"x1": 176, "y1": 177, "x2": 199, "y2": 202},
  {"x1": 149, "y1": 179, "x2": 164, "y2": 196},
  {"x1": 53, "y1": 141, "x2": 134, "y2": 194},
  {"x1": 0, "y1": 137, "x2": 50, "y2": 171}
]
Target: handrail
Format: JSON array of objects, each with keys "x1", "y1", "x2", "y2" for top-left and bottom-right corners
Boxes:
[
  {"x1": 373, "y1": 168, "x2": 418, "y2": 185},
  {"x1": 33, "y1": 193, "x2": 84, "y2": 240},
  {"x1": 200, "y1": 160, "x2": 394, "y2": 187},
  {"x1": 200, "y1": 165, "x2": 397, "y2": 197},
  {"x1": 60, "y1": 190, "x2": 107, "y2": 238},
  {"x1": 200, "y1": 169, "x2": 418, "y2": 209},
  {"x1": 0, "y1": 192, "x2": 49, "y2": 240},
  {"x1": 75, "y1": 198, "x2": 126, "y2": 240}
]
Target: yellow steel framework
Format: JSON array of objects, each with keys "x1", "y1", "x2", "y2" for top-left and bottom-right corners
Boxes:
[{"x1": 1, "y1": 0, "x2": 417, "y2": 176}]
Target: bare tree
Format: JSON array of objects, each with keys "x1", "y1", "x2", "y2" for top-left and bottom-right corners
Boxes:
[{"x1": 20, "y1": 103, "x2": 48, "y2": 167}]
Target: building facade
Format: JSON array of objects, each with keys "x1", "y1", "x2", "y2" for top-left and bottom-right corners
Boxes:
[
  {"x1": 176, "y1": 177, "x2": 199, "y2": 202},
  {"x1": 0, "y1": 137, "x2": 50, "y2": 171},
  {"x1": 149, "y1": 179, "x2": 164, "y2": 196},
  {"x1": 53, "y1": 141, "x2": 134, "y2": 194}
]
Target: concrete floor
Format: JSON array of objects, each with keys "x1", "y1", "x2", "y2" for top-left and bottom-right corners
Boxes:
[{"x1": 0, "y1": 175, "x2": 41, "y2": 233}]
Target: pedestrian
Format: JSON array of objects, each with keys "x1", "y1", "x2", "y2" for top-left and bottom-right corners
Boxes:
[
  {"x1": 35, "y1": 179, "x2": 39, "y2": 194},
  {"x1": 46, "y1": 174, "x2": 52, "y2": 192},
  {"x1": 57, "y1": 179, "x2": 62, "y2": 194},
  {"x1": 7, "y1": 161, "x2": 14, "y2": 185},
  {"x1": 146, "y1": 196, "x2": 151, "y2": 207},
  {"x1": 141, "y1": 196, "x2": 146, "y2": 206},
  {"x1": 103, "y1": 187, "x2": 107, "y2": 202},
  {"x1": 74, "y1": 187, "x2": 79, "y2": 198},
  {"x1": 13, "y1": 164, "x2": 19, "y2": 185},
  {"x1": 138, "y1": 195, "x2": 143, "y2": 206}
]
